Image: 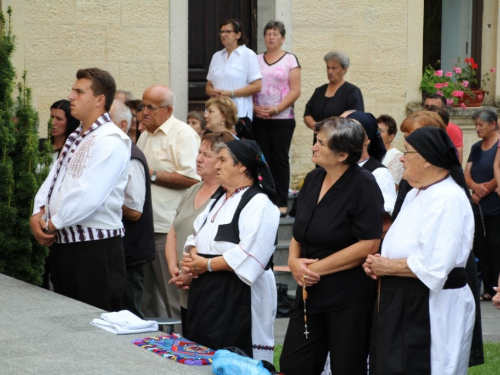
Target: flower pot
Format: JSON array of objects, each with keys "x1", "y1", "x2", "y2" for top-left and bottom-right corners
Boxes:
[{"x1": 452, "y1": 89, "x2": 486, "y2": 108}]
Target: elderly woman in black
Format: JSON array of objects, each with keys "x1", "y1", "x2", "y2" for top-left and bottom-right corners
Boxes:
[
  {"x1": 280, "y1": 117, "x2": 384, "y2": 375},
  {"x1": 180, "y1": 140, "x2": 280, "y2": 362},
  {"x1": 364, "y1": 127, "x2": 475, "y2": 374},
  {"x1": 303, "y1": 51, "x2": 364, "y2": 143}
]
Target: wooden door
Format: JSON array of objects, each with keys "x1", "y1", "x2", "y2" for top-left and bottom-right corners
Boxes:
[{"x1": 188, "y1": 0, "x2": 258, "y2": 111}]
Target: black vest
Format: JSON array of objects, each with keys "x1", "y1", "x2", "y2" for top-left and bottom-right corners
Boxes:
[
  {"x1": 122, "y1": 144, "x2": 156, "y2": 267},
  {"x1": 206, "y1": 184, "x2": 276, "y2": 270},
  {"x1": 362, "y1": 157, "x2": 387, "y2": 173}
]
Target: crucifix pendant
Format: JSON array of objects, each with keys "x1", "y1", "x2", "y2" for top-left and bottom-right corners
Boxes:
[{"x1": 304, "y1": 329, "x2": 309, "y2": 339}]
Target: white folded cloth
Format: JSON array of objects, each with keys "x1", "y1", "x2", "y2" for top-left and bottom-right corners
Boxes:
[{"x1": 90, "y1": 310, "x2": 159, "y2": 335}]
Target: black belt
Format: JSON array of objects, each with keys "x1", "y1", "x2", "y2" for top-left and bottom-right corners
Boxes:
[{"x1": 443, "y1": 267, "x2": 467, "y2": 289}]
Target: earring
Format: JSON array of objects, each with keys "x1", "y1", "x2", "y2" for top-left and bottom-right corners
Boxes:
[{"x1": 221, "y1": 121, "x2": 224, "y2": 126}]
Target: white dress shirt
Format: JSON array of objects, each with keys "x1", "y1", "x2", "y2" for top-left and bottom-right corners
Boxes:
[{"x1": 207, "y1": 44, "x2": 262, "y2": 120}]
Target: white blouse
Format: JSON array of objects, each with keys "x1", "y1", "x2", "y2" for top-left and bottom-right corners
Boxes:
[
  {"x1": 207, "y1": 45, "x2": 262, "y2": 120},
  {"x1": 382, "y1": 147, "x2": 404, "y2": 185}
]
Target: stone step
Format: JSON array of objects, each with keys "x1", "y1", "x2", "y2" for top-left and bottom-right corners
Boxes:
[
  {"x1": 277, "y1": 217, "x2": 294, "y2": 242},
  {"x1": 285, "y1": 192, "x2": 298, "y2": 216},
  {"x1": 274, "y1": 240, "x2": 290, "y2": 265},
  {"x1": 273, "y1": 240, "x2": 297, "y2": 295}
]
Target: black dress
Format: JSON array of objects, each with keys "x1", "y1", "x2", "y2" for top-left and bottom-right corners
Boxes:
[
  {"x1": 280, "y1": 165, "x2": 384, "y2": 375},
  {"x1": 304, "y1": 81, "x2": 364, "y2": 133}
]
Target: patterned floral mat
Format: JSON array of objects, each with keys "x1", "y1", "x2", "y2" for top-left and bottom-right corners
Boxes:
[{"x1": 133, "y1": 333, "x2": 215, "y2": 366}]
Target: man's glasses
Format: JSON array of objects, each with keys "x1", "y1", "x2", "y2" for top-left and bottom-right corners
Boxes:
[{"x1": 142, "y1": 104, "x2": 170, "y2": 111}]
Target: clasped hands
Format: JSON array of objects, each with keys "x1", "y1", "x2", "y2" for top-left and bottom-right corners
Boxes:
[
  {"x1": 210, "y1": 89, "x2": 232, "y2": 99},
  {"x1": 254, "y1": 105, "x2": 276, "y2": 119},
  {"x1": 289, "y1": 258, "x2": 320, "y2": 287},
  {"x1": 30, "y1": 208, "x2": 56, "y2": 247},
  {"x1": 169, "y1": 249, "x2": 208, "y2": 290},
  {"x1": 362, "y1": 253, "x2": 390, "y2": 280}
]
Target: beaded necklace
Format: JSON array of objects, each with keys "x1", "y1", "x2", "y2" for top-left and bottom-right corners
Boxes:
[
  {"x1": 210, "y1": 185, "x2": 251, "y2": 223},
  {"x1": 303, "y1": 274, "x2": 309, "y2": 339}
]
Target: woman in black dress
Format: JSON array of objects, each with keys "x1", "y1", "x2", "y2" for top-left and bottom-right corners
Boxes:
[
  {"x1": 303, "y1": 51, "x2": 364, "y2": 143},
  {"x1": 280, "y1": 117, "x2": 384, "y2": 375}
]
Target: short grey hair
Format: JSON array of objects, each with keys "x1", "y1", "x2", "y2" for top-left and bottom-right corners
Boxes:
[
  {"x1": 263, "y1": 20, "x2": 286, "y2": 37},
  {"x1": 324, "y1": 50, "x2": 350, "y2": 69},
  {"x1": 213, "y1": 143, "x2": 237, "y2": 164},
  {"x1": 314, "y1": 117, "x2": 364, "y2": 165},
  {"x1": 472, "y1": 107, "x2": 498, "y2": 126},
  {"x1": 110, "y1": 99, "x2": 133, "y2": 133}
]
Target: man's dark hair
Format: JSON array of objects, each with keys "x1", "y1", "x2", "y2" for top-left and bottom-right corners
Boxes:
[
  {"x1": 427, "y1": 105, "x2": 450, "y2": 126},
  {"x1": 376, "y1": 114, "x2": 398, "y2": 136},
  {"x1": 76, "y1": 68, "x2": 116, "y2": 112},
  {"x1": 424, "y1": 93, "x2": 447, "y2": 108}
]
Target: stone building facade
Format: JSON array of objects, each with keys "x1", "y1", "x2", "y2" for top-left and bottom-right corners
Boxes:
[{"x1": 3, "y1": 0, "x2": 500, "y2": 187}]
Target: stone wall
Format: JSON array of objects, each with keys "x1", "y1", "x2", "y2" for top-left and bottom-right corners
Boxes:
[
  {"x1": 289, "y1": 0, "x2": 424, "y2": 187},
  {"x1": 4, "y1": 0, "x2": 499, "y2": 188},
  {"x1": 2, "y1": 0, "x2": 171, "y2": 137}
]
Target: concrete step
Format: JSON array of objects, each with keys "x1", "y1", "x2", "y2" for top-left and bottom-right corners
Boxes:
[
  {"x1": 274, "y1": 240, "x2": 290, "y2": 265},
  {"x1": 277, "y1": 217, "x2": 294, "y2": 242}
]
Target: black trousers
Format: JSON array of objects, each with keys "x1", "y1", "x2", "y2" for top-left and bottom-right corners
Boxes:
[
  {"x1": 253, "y1": 118, "x2": 295, "y2": 207},
  {"x1": 280, "y1": 298, "x2": 374, "y2": 375},
  {"x1": 49, "y1": 236, "x2": 126, "y2": 311},
  {"x1": 122, "y1": 263, "x2": 146, "y2": 319},
  {"x1": 473, "y1": 215, "x2": 500, "y2": 296}
]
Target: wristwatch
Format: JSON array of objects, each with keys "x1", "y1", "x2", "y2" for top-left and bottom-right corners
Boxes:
[{"x1": 151, "y1": 171, "x2": 157, "y2": 183}]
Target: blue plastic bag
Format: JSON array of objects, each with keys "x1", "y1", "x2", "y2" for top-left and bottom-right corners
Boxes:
[{"x1": 212, "y1": 349, "x2": 271, "y2": 375}]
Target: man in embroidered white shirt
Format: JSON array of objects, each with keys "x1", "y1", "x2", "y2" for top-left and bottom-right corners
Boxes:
[
  {"x1": 30, "y1": 68, "x2": 131, "y2": 311},
  {"x1": 137, "y1": 85, "x2": 200, "y2": 324}
]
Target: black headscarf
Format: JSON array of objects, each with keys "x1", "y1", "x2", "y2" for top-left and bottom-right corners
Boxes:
[
  {"x1": 406, "y1": 127, "x2": 471, "y2": 199},
  {"x1": 347, "y1": 111, "x2": 386, "y2": 162},
  {"x1": 226, "y1": 140, "x2": 277, "y2": 200}
]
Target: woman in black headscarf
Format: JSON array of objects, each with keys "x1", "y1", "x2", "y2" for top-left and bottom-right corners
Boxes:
[
  {"x1": 344, "y1": 111, "x2": 395, "y2": 217},
  {"x1": 363, "y1": 127, "x2": 475, "y2": 375},
  {"x1": 180, "y1": 140, "x2": 280, "y2": 363}
]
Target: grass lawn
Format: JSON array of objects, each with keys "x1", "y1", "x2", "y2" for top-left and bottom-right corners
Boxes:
[
  {"x1": 273, "y1": 344, "x2": 282, "y2": 371},
  {"x1": 468, "y1": 342, "x2": 500, "y2": 374},
  {"x1": 273, "y1": 342, "x2": 500, "y2": 374}
]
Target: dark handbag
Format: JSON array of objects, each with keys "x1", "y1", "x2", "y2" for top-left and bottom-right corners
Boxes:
[
  {"x1": 276, "y1": 283, "x2": 292, "y2": 318},
  {"x1": 235, "y1": 117, "x2": 253, "y2": 139}
]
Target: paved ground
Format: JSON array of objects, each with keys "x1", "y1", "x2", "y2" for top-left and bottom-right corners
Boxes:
[
  {"x1": 0, "y1": 274, "x2": 211, "y2": 375},
  {"x1": 479, "y1": 300, "x2": 500, "y2": 343},
  {"x1": 274, "y1": 301, "x2": 500, "y2": 345}
]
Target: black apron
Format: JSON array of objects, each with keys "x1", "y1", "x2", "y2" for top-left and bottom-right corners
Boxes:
[
  {"x1": 185, "y1": 185, "x2": 274, "y2": 357},
  {"x1": 370, "y1": 268, "x2": 467, "y2": 375}
]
